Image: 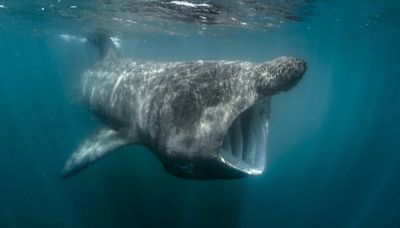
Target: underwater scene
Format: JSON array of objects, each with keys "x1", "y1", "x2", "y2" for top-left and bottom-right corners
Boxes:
[{"x1": 0, "y1": 0, "x2": 399, "y2": 227}]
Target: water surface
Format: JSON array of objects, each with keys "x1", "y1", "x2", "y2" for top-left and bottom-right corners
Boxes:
[{"x1": 0, "y1": 0, "x2": 399, "y2": 227}]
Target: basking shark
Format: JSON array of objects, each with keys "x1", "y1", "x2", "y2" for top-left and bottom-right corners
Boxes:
[{"x1": 60, "y1": 34, "x2": 307, "y2": 179}]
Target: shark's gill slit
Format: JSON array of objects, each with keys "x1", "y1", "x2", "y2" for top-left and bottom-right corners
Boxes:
[
  {"x1": 230, "y1": 117, "x2": 243, "y2": 158},
  {"x1": 242, "y1": 109, "x2": 255, "y2": 164},
  {"x1": 256, "y1": 117, "x2": 268, "y2": 167},
  {"x1": 222, "y1": 129, "x2": 231, "y2": 152}
]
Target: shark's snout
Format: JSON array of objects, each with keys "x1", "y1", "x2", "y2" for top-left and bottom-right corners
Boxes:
[
  {"x1": 256, "y1": 56, "x2": 307, "y2": 95},
  {"x1": 275, "y1": 56, "x2": 307, "y2": 88}
]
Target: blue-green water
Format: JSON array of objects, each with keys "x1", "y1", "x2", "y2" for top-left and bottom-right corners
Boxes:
[{"x1": 1, "y1": 0, "x2": 400, "y2": 227}]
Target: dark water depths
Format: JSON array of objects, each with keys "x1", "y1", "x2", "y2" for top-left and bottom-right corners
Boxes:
[{"x1": 1, "y1": 0, "x2": 400, "y2": 227}]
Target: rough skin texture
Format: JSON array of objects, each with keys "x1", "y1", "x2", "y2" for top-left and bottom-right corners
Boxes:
[{"x1": 72, "y1": 56, "x2": 306, "y2": 179}]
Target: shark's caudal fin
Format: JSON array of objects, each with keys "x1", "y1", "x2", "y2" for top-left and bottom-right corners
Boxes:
[
  {"x1": 59, "y1": 127, "x2": 130, "y2": 179},
  {"x1": 86, "y1": 32, "x2": 120, "y2": 60}
]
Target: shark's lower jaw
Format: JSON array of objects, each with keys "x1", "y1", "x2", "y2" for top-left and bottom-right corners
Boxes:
[
  {"x1": 160, "y1": 99, "x2": 270, "y2": 180},
  {"x1": 219, "y1": 100, "x2": 269, "y2": 176}
]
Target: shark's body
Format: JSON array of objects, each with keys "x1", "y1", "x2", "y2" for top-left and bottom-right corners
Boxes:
[{"x1": 60, "y1": 35, "x2": 307, "y2": 179}]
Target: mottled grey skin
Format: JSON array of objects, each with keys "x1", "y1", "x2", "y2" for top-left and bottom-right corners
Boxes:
[{"x1": 60, "y1": 37, "x2": 306, "y2": 179}]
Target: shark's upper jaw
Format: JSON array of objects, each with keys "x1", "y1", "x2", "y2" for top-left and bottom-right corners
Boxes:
[
  {"x1": 159, "y1": 99, "x2": 270, "y2": 180},
  {"x1": 218, "y1": 99, "x2": 270, "y2": 176}
]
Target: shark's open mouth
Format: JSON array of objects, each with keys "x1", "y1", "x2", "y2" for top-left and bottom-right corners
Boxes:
[{"x1": 219, "y1": 99, "x2": 270, "y2": 176}]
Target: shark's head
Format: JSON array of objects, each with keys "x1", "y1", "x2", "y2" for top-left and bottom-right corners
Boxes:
[
  {"x1": 255, "y1": 56, "x2": 307, "y2": 95},
  {"x1": 157, "y1": 57, "x2": 307, "y2": 179}
]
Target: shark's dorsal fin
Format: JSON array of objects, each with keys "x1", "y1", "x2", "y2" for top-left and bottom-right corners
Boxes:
[
  {"x1": 86, "y1": 32, "x2": 120, "y2": 60},
  {"x1": 59, "y1": 127, "x2": 130, "y2": 178}
]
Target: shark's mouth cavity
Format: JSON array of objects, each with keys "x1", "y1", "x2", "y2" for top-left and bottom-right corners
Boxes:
[{"x1": 219, "y1": 99, "x2": 270, "y2": 176}]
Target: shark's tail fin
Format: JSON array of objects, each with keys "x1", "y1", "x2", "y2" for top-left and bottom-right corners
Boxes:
[{"x1": 86, "y1": 31, "x2": 120, "y2": 60}]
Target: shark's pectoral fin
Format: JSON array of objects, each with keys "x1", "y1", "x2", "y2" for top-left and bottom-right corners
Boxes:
[{"x1": 59, "y1": 127, "x2": 130, "y2": 179}]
